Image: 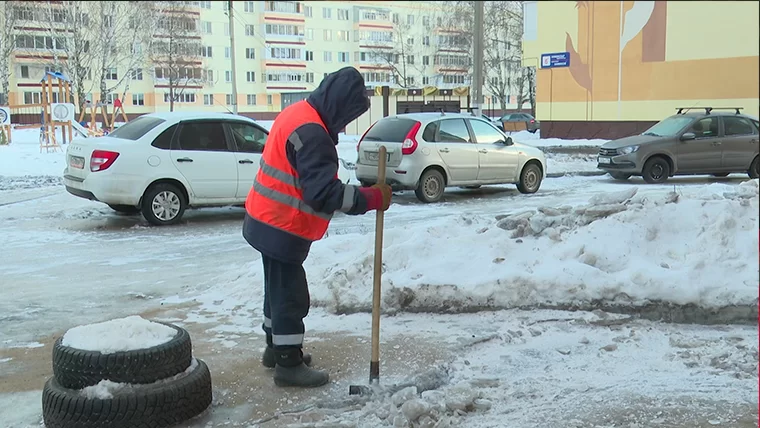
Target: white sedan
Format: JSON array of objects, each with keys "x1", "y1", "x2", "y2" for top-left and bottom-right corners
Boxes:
[{"x1": 62, "y1": 112, "x2": 351, "y2": 225}]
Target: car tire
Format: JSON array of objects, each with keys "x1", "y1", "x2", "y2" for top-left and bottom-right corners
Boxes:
[
  {"x1": 517, "y1": 162, "x2": 543, "y2": 194},
  {"x1": 711, "y1": 173, "x2": 730, "y2": 178},
  {"x1": 42, "y1": 359, "x2": 212, "y2": 428},
  {"x1": 141, "y1": 183, "x2": 186, "y2": 226},
  {"x1": 608, "y1": 172, "x2": 632, "y2": 181},
  {"x1": 415, "y1": 169, "x2": 445, "y2": 203},
  {"x1": 52, "y1": 323, "x2": 193, "y2": 390},
  {"x1": 749, "y1": 156, "x2": 759, "y2": 179},
  {"x1": 642, "y1": 157, "x2": 671, "y2": 184},
  {"x1": 107, "y1": 204, "x2": 140, "y2": 214}
]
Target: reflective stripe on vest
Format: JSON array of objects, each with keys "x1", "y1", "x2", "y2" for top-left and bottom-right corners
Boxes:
[{"x1": 245, "y1": 101, "x2": 332, "y2": 241}]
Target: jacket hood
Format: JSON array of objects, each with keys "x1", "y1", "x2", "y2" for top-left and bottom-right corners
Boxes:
[{"x1": 307, "y1": 67, "x2": 370, "y2": 142}]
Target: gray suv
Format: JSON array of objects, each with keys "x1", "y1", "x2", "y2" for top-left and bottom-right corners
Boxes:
[{"x1": 597, "y1": 108, "x2": 760, "y2": 183}]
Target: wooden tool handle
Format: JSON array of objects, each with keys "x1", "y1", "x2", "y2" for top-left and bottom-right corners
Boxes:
[{"x1": 369, "y1": 145, "x2": 387, "y2": 383}]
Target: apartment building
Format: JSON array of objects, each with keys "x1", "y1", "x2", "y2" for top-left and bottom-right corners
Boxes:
[{"x1": 4, "y1": 0, "x2": 504, "y2": 118}]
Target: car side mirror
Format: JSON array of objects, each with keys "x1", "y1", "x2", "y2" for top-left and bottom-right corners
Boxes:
[
  {"x1": 680, "y1": 132, "x2": 696, "y2": 141},
  {"x1": 501, "y1": 136, "x2": 514, "y2": 146}
]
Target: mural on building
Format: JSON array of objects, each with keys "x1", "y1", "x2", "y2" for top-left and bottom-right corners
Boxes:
[{"x1": 535, "y1": 0, "x2": 759, "y2": 120}]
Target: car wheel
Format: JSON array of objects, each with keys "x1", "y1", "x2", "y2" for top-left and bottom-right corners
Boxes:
[
  {"x1": 517, "y1": 162, "x2": 543, "y2": 194},
  {"x1": 608, "y1": 172, "x2": 632, "y2": 181},
  {"x1": 711, "y1": 173, "x2": 730, "y2": 177},
  {"x1": 43, "y1": 359, "x2": 212, "y2": 428},
  {"x1": 415, "y1": 169, "x2": 445, "y2": 203},
  {"x1": 642, "y1": 157, "x2": 671, "y2": 184},
  {"x1": 107, "y1": 204, "x2": 140, "y2": 214},
  {"x1": 749, "y1": 156, "x2": 759, "y2": 179},
  {"x1": 141, "y1": 183, "x2": 186, "y2": 226},
  {"x1": 52, "y1": 323, "x2": 193, "y2": 389}
]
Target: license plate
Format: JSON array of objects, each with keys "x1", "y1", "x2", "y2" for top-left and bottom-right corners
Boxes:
[
  {"x1": 69, "y1": 155, "x2": 85, "y2": 169},
  {"x1": 597, "y1": 156, "x2": 612, "y2": 165},
  {"x1": 366, "y1": 152, "x2": 391, "y2": 162}
]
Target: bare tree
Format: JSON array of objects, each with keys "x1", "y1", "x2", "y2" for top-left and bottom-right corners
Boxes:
[
  {"x1": 0, "y1": 1, "x2": 20, "y2": 106},
  {"x1": 149, "y1": 1, "x2": 203, "y2": 112}
]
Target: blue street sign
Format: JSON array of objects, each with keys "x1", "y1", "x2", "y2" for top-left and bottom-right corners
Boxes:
[{"x1": 540, "y1": 52, "x2": 570, "y2": 69}]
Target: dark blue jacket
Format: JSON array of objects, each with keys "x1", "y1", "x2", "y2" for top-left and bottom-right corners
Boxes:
[{"x1": 243, "y1": 67, "x2": 373, "y2": 264}]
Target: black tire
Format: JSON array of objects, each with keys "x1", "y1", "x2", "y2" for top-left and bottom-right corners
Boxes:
[
  {"x1": 517, "y1": 162, "x2": 543, "y2": 194},
  {"x1": 141, "y1": 183, "x2": 186, "y2": 226},
  {"x1": 608, "y1": 172, "x2": 632, "y2": 181},
  {"x1": 415, "y1": 169, "x2": 446, "y2": 203},
  {"x1": 711, "y1": 173, "x2": 730, "y2": 177},
  {"x1": 43, "y1": 358, "x2": 212, "y2": 428},
  {"x1": 749, "y1": 156, "x2": 759, "y2": 179},
  {"x1": 108, "y1": 204, "x2": 141, "y2": 214},
  {"x1": 52, "y1": 323, "x2": 192, "y2": 390},
  {"x1": 642, "y1": 156, "x2": 671, "y2": 184}
]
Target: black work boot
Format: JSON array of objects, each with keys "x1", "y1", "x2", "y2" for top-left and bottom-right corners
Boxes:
[
  {"x1": 261, "y1": 334, "x2": 312, "y2": 368},
  {"x1": 273, "y1": 347, "x2": 329, "y2": 388}
]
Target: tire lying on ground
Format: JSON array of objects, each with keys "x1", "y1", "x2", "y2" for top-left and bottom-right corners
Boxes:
[
  {"x1": 43, "y1": 358, "x2": 212, "y2": 428},
  {"x1": 52, "y1": 323, "x2": 193, "y2": 389}
]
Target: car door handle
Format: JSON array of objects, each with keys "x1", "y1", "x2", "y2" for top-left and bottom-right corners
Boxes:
[
  {"x1": 478, "y1": 149, "x2": 488, "y2": 154},
  {"x1": 751, "y1": 139, "x2": 758, "y2": 143},
  {"x1": 238, "y1": 159, "x2": 254, "y2": 164},
  {"x1": 176, "y1": 157, "x2": 193, "y2": 163},
  {"x1": 439, "y1": 148, "x2": 450, "y2": 153},
  {"x1": 712, "y1": 141, "x2": 722, "y2": 146}
]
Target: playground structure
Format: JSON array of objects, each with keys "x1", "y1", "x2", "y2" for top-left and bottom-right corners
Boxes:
[{"x1": 39, "y1": 71, "x2": 73, "y2": 153}]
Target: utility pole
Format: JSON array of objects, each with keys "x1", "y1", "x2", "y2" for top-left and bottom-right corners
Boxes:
[
  {"x1": 228, "y1": 0, "x2": 239, "y2": 114},
  {"x1": 471, "y1": 0, "x2": 485, "y2": 118}
]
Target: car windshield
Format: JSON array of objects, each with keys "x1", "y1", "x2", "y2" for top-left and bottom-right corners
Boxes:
[
  {"x1": 109, "y1": 116, "x2": 166, "y2": 141},
  {"x1": 641, "y1": 116, "x2": 694, "y2": 137}
]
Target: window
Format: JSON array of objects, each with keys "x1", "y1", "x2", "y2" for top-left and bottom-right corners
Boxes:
[
  {"x1": 423, "y1": 36, "x2": 430, "y2": 46},
  {"x1": 337, "y1": 30, "x2": 349, "y2": 42},
  {"x1": 338, "y1": 52, "x2": 349, "y2": 63},
  {"x1": 200, "y1": 1, "x2": 211, "y2": 9},
  {"x1": 443, "y1": 75, "x2": 467, "y2": 84},
  {"x1": 338, "y1": 9, "x2": 349, "y2": 20},
  {"x1": 131, "y1": 68, "x2": 143, "y2": 80},
  {"x1": 131, "y1": 93, "x2": 145, "y2": 106},
  {"x1": 244, "y1": 1, "x2": 254, "y2": 12},
  {"x1": 106, "y1": 68, "x2": 117, "y2": 80},
  {"x1": 267, "y1": 94, "x2": 273, "y2": 105},
  {"x1": 362, "y1": 72, "x2": 392, "y2": 84},
  {"x1": 163, "y1": 93, "x2": 196, "y2": 103},
  {"x1": 688, "y1": 117, "x2": 719, "y2": 138},
  {"x1": 643, "y1": 116, "x2": 694, "y2": 137},
  {"x1": 305, "y1": 29, "x2": 313, "y2": 40},
  {"x1": 204, "y1": 94, "x2": 214, "y2": 105},
  {"x1": 200, "y1": 46, "x2": 213, "y2": 57},
  {"x1": 304, "y1": 5, "x2": 312, "y2": 17},
  {"x1": 205, "y1": 69, "x2": 214, "y2": 82},
  {"x1": 176, "y1": 122, "x2": 228, "y2": 151},
  {"x1": 151, "y1": 125, "x2": 176, "y2": 150},
  {"x1": 265, "y1": 23, "x2": 304, "y2": 36},
  {"x1": 265, "y1": 1, "x2": 301, "y2": 13},
  {"x1": 305, "y1": 72, "x2": 314, "y2": 83},
  {"x1": 225, "y1": 70, "x2": 231, "y2": 82},
  {"x1": 361, "y1": 9, "x2": 389, "y2": 21},
  {"x1": 422, "y1": 76, "x2": 430, "y2": 85},
  {"x1": 364, "y1": 117, "x2": 419, "y2": 142},
  {"x1": 201, "y1": 21, "x2": 212, "y2": 34},
  {"x1": 422, "y1": 16, "x2": 430, "y2": 26},
  {"x1": 305, "y1": 50, "x2": 314, "y2": 61},
  {"x1": 323, "y1": 29, "x2": 332, "y2": 41},
  {"x1": 245, "y1": 25, "x2": 255, "y2": 36},
  {"x1": 437, "y1": 119, "x2": 470, "y2": 143},
  {"x1": 246, "y1": 94, "x2": 257, "y2": 105},
  {"x1": 437, "y1": 34, "x2": 468, "y2": 48},
  {"x1": 109, "y1": 117, "x2": 165, "y2": 141},
  {"x1": 224, "y1": 23, "x2": 230, "y2": 36},
  {"x1": 435, "y1": 55, "x2": 470, "y2": 67},
  {"x1": 723, "y1": 116, "x2": 756, "y2": 136},
  {"x1": 323, "y1": 51, "x2": 332, "y2": 62},
  {"x1": 358, "y1": 31, "x2": 393, "y2": 43},
  {"x1": 407, "y1": 15, "x2": 414, "y2": 25},
  {"x1": 225, "y1": 46, "x2": 231, "y2": 59},
  {"x1": 422, "y1": 56, "x2": 429, "y2": 66},
  {"x1": 23, "y1": 92, "x2": 41, "y2": 104},
  {"x1": 407, "y1": 55, "x2": 414, "y2": 65},
  {"x1": 14, "y1": 35, "x2": 66, "y2": 50},
  {"x1": 265, "y1": 72, "x2": 303, "y2": 82},
  {"x1": 246, "y1": 71, "x2": 255, "y2": 82},
  {"x1": 226, "y1": 94, "x2": 234, "y2": 105},
  {"x1": 268, "y1": 47, "x2": 301, "y2": 59},
  {"x1": 20, "y1": 65, "x2": 29, "y2": 78},
  {"x1": 392, "y1": 13, "x2": 399, "y2": 24},
  {"x1": 523, "y1": 1, "x2": 538, "y2": 41},
  {"x1": 406, "y1": 76, "x2": 415, "y2": 86},
  {"x1": 228, "y1": 122, "x2": 267, "y2": 153},
  {"x1": 323, "y1": 8, "x2": 331, "y2": 19},
  {"x1": 469, "y1": 120, "x2": 504, "y2": 144},
  {"x1": 407, "y1": 37, "x2": 414, "y2": 46},
  {"x1": 245, "y1": 48, "x2": 255, "y2": 59}
]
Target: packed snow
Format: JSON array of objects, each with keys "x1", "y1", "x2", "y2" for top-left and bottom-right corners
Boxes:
[
  {"x1": 61, "y1": 315, "x2": 177, "y2": 353},
  {"x1": 80, "y1": 358, "x2": 199, "y2": 400}
]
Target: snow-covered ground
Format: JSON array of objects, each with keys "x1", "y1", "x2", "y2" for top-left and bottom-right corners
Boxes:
[{"x1": 0, "y1": 126, "x2": 757, "y2": 427}]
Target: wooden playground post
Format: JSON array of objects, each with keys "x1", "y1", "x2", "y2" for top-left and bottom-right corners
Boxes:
[
  {"x1": 64, "y1": 81, "x2": 72, "y2": 141},
  {"x1": 109, "y1": 98, "x2": 128, "y2": 131}
]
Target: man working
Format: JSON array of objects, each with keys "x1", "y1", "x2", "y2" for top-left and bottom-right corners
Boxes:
[{"x1": 243, "y1": 67, "x2": 393, "y2": 388}]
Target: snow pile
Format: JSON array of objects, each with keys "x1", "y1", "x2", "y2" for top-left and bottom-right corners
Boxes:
[
  {"x1": 80, "y1": 358, "x2": 199, "y2": 399},
  {"x1": 304, "y1": 179, "x2": 759, "y2": 313},
  {"x1": 505, "y1": 130, "x2": 608, "y2": 148},
  {"x1": 61, "y1": 315, "x2": 177, "y2": 353}
]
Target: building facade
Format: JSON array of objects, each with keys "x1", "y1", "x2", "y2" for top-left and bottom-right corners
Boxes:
[
  {"x1": 522, "y1": 0, "x2": 760, "y2": 138},
  {"x1": 3, "y1": 0, "x2": 521, "y2": 120}
]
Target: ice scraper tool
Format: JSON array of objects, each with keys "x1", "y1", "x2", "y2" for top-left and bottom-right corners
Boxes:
[{"x1": 349, "y1": 145, "x2": 387, "y2": 396}]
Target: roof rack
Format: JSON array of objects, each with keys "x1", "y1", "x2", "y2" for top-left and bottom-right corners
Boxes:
[{"x1": 676, "y1": 107, "x2": 743, "y2": 115}]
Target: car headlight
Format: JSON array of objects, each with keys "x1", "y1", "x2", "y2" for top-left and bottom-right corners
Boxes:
[{"x1": 619, "y1": 145, "x2": 639, "y2": 155}]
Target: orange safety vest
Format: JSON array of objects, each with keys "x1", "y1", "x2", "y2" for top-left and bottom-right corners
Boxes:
[{"x1": 245, "y1": 101, "x2": 333, "y2": 241}]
